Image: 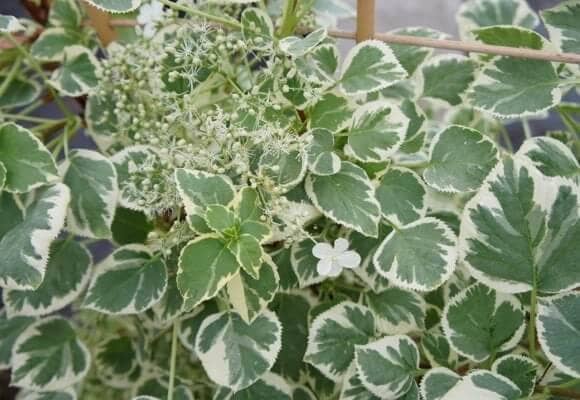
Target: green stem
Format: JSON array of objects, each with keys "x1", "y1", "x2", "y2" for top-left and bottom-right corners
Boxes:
[
  {"x1": 0, "y1": 57, "x2": 21, "y2": 98},
  {"x1": 158, "y1": 0, "x2": 241, "y2": 29},
  {"x1": 522, "y1": 118, "x2": 533, "y2": 140},
  {"x1": 167, "y1": 320, "x2": 180, "y2": 400},
  {"x1": 528, "y1": 282, "x2": 538, "y2": 360},
  {"x1": 278, "y1": 0, "x2": 298, "y2": 37},
  {"x1": 499, "y1": 125, "x2": 514, "y2": 153},
  {"x1": 0, "y1": 113, "x2": 60, "y2": 124}
]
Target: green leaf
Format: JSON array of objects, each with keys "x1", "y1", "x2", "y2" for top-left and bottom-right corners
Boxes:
[
  {"x1": 0, "y1": 14, "x2": 23, "y2": 32},
  {"x1": 537, "y1": 292, "x2": 580, "y2": 378},
  {"x1": 373, "y1": 217, "x2": 457, "y2": 292},
  {"x1": 270, "y1": 292, "x2": 311, "y2": 381},
  {"x1": 492, "y1": 355, "x2": 537, "y2": 397},
  {"x1": 83, "y1": 245, "x2": 167, "y2": 314},
  {"x1": 20, "y1": 388, "x2": 76, "y2": 400},
  {"x1": 0, "y1": 162, "x2": 5, "y2": 191},
  {"x1": 61, "y1": 149, "x2": 118, "y2": 239},
  {"x1": 3, "y1": 240, "x2": 91, "y2": 317},
  {"x1": 50, "y1": 46, "x2": 100, "y2": 97},
  {"x1": 205, "y1": 204, "x2": 237, "y2": 233},
  {"x1": 305, "y1": 128, "x2": 341, "y2": 176},
  {"x1": 178, "y1": 299, "x2": 219, "y2": 353},
  {"x1": 0, "y1": 75, "x2": 41, "y2": 109},
  {"x1": 456, "y1": 0, "x2": 539, "y2": 40},
  {"x1": 216, "y1": 373, "x2": 292, "y2": 400},
  {"x1": 340, "y1": 363, "x2": 381, "y2": 400},
  {"x1": 420, "y1": 368, "x2": 521, "y2": 400},
  {"x1": 259, "y1": 150, "x2": 307, "y2": 193},
  {"x1": 442, "y1": 283, "x2": 525, "y2": 362},
  {"x1": 196, "y1": 310, "x2": 282, "y2": 391},
  {"x1": 306, "y1": 161, "x2": 381, "y2": 237},
  {"x1": 309, "y1": 42, "x2": 339, "y2": 80},
  {"x1": 365, "y1": 287, "x2": 426, "y2": 335},
  {"x1": 466, "y1": 27, "x2": 561, "y2": 118},
  {"x1": 30, "y1": 28, "x2": 81, "y2": 62},
  {"x1": 517, "y1": 136, "x2": 580, "y2": 178},
  {"x1": 228, "y1": 234, "x2": 263, "y2": 279},
  {"x1": 290, "y1": 239, "x2": 326, "y2": 288},
  {"x1": 399, "y1": 99, "x2": 427, "y2": 154},
  {"x1": 348, "y1": 228, "x2": 390, "y2": 292},
  {"x1": 354, "y1": 335, "x2": 419, "y2": 399},
  {"x1": 344, "y1": 101, "x2": 408, "y2": 162},
  {"x1": 0, "y1": 310, "x2": 34, "y2": 368},
  {"x1": 542, "y1": 1, "x2": 580, "y2": 58},
  {"x1": 421, "y1": 55, "x2": 475, "y2": 106},
  {"x1": 227, "y1": 256, "x2": 279, "y2": 323},
  {"x1": 304, "y1": 302, "x2": 375, "y2": 382},
  {"x1": 0, "y1": 184, "x2": 69, "y2": 290},
  {"x1": 152, "y1": 256, "x2": 185, "y2": 326},
  {"x1": 0, "y1": 123, "x2": 58, "y2": 193},
  {"x1": 83, "y1": 0, "x2": 141, "y2": 13},
  {"x1": 49, "y1": 0, "x2": 82, "y2": 28},
  {"x1": 421, "y1": 331, "x2": 458, "y2": 369},
  {"x1": 175, "y1": 168, "x2": 235, "y2": 231},
  {"x1": 308, "y1": 93, "x2": 352, "y2": 133},
  {"x1": 111, "y1": 207, "x2": 153, "y2": 245},
  {"x1": 389, "y1": 27, "x2": 447, "y2": 75},
  {"x1": 279, "y1": 28, "x2": 327, "y2": 57},
  {"x1": 339, "y1": 40, "x2": 407, "y2": 95},
  {"x1": 241, "y1": 8, "x2": 273, "y2": 50},
  {"x1": 376, "y1": 167, "x2": 427, "y2": 226},
  {"x1": 95, "y1": 335, "x2": 138, "y2": 388},
  {"x1": 177, "y1": 235, "x2": 239, "y2": 310},
  {"x1": 11, "y1": 317, "x2": 90, "y2": 391},
  {"x1": 424, "y1": 125, "x2": 499, "y2": 193},
  {"x1": 459, "y1": 156, "x2": 580, "y2": 293}
]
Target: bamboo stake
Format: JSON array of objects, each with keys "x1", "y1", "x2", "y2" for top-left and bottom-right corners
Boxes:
[
  {"x1": 83, "y1": 3, "x2": 117, "y2": 46},
  {"x1": 356, "y1": 0, "x2": 375, "y2": 43}
]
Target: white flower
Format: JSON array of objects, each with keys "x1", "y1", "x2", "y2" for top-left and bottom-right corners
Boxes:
[
  {"x1": 137, "y1": 0, "x2": 165, "y2": 38},
  {"x1": 312, "y1": 238, "x2": 361, "y2": 277}
]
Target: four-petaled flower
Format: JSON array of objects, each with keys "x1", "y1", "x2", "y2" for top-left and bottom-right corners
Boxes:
[
  {"x1": 137, "y1": 0, "x2": 165, "y2": 38},
  {"x1": 312, "y1": 238, "x2": 361, "y2": 277}
]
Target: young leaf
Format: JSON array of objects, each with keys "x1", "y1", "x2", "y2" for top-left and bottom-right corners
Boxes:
[
  {"x1": 456, "y1": 0, "x2": 539, "y2": 40},
  {"x1": 424, "y1": 125, "x2": 499, "y2": 193},
  {"x1": 365, "y1": 287, "x2": 426, "y2": 335},
  {"x1": 537, "y1": 292, "x2": 580, "y2": 378},
  {"x1": 420, "y1": 368, "x2": 521, "y2": 400},
  {"x1": 30, "y1": 28, "x2": 81, "y2": 62},
  {"x1": 83, "y1": 245, "x2": 167, "y2": 314},
  {"x1": 354, "y1": 335, "x2": 419, "y2": 399},
  {"x1": 279, "y1": 28, "x2": 327, "y2": 57},
  {"x1": 0, "y1": 123, "x2": 58, "y2": 193},
  {"x1": 373, "y1": 217, "x2": 457, "y2": 292},
  {"x1": 492, "y1": 355, "x2": 537, "y2": 397},
  {"x1": 517, "y1": 136, "x2": 580, "y2": 178},
  {"x1": 3, "y1": 240, "x2": 91, "y2": 317},
  {"x1": 50, "y1": 46, "x2": 100, "y2": 97},
  {"x1": 305, "y1": 128, "x2": 341, "y2": 176},
  {"x1": 459, "y1": 156, "x2": 580, "y2": 293},
  {"x1": 177, "y1": 235, "x2": 239, "y2": 310},
  {"x1": 0, "y1": 184, "x2": 70, "y2": 290},
  {"x1": 241, "y1": 8, "x2": 273, "y2": 50},
  {"x1": 542, "y1": 1, "x2": 580, "y2": 55},
  {"x1": 306, "y1": 161, "x2": 381, "y2": 237},
  {"x1": 0, "y1": 75, "x2": 41, "y2": 109},
  {"x1": 376, "y1": 167, "x2": 427, "y2": 226},
  {"x1": 344, "y1": 101, "x2": 408, "y2": 162},
  {"x1": 420, "y1": 55, "x2": 476, "y2": 106},
  {"x1": 11, "y1": 317, "x2": 90, "y2": 391},
  {"x1": 339, "y1": 40, "x2": 407, "y2": 95},
  {"x1": 466, "y1": 27, "x2": 561, "y2": 118},
  {"x1": 0, "y1": 310, "x2": 34, "y2": 368},
  {"x1": 61, "y1": 149, "x2": 118, "y2": 239},
  {"x1": 83, "y1": 0, "x2": 142, "y2": 13},
  {"x1": 227, "y1": 256, "x2": 279, "y2": 323},
  {"x1": 442, "y1": 283, "x2": 525, "y2": 362},
  {"x1": 195, "y1": 310, "x2": 282, "y2": 391},
  {"x1": 304, "y1": 302, "x2": 375, "y2": 382}
]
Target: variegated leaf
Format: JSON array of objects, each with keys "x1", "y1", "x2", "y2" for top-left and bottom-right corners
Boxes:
[
  {"x1": 542, "y1": 1, "x2": 580, "y2": 57},
  {"x1": 305, "y1": 128, "x2": 341, "y2": 176},
  {"x1": 280, "y1": 28, "x2": 327, "y2": 57},
  {"x1": 61, "y1": 149, "x2": 118, "y2": 239},
  {"x1": 517, "y1": 136, "x2": 580, "y2": 178},
  {"x1": 178, "y1": 299, "x2": 219, "y2": 354},
  {"x1": 376, "y1": 167, "x2": 427, "y2": 226},
  {"x1": 215, "y1": 373, "x2": 292, "y2": 400},
  {"x1": 50, "y1": 46, "x2": 100, "y2": 97},
  {"x1": 83, "y1": 0, "x2": 141, "y2": 13},
  {"x1": 0, "y1": 75, "x2": 41, "y2": 109},
  {"x1": 373, "y1": 217, "x2": 457, "y2": 292},
  {"x1": 11, "y1": 317, "x2": 90, "y2": 391},
  {"x1": 259, "y1": 150, "x2": 307, "y2": 193},
  {"x1": 95, "y1": 335, "x2": 139, "y2": 388},
  {"x1": 0, "y1": 123, "x2": 58, "y2": 193},
  {"x1": 365, "y1": 287, "x2": 426, "y2": 335},
  {"x1": 0, "y1": 310, "x2": 34, "y2": 369},
  {"x1": 0, "y1": 184, "x2": 69, "y2": 290},
  {"x1": 340, "y1": 363, "x2": 381, "y2": 400},
  {"x1": 241, "y1": 8, "x2": 273, "y2": 50},
  {"x1": 3, "y1": 240, "x2": 91, "y2": 317},
  {"x1": 31, "y1": 28, "x2": 81, "y2": 62},
  {"x1": 0, "y1": 14, "x2": 23, "y2": 32},
  {"x1": 492, "y1": 355, "x2": 537, "y2": 397},
  {"x1": 459, "y1": 156, "x2": 580, "y2": 293},
  {"x1": 50, "y1": 0, "x2": 82, "y2": 28},
  {"x1": 196, "y1": 310, "x2": 282, "y2": 391},
  {"x1": 389, "y1": 27, "x2": 447, "y2": 76},
  {"x1": 442, "y1": 283, "x2": 525, "y2": 362},
  {"x1": 421, "y1": 55, "x2": 475, "y2": 106},
  {"x1": 305, "y1": 302, "x2": 375, "y2": 382},
  {"x1": 83, "y1": 245, "x2": 167, "y2": 314},
  {"x1": 308, "y1": 93, "x2": 352, "y2": 133}
]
